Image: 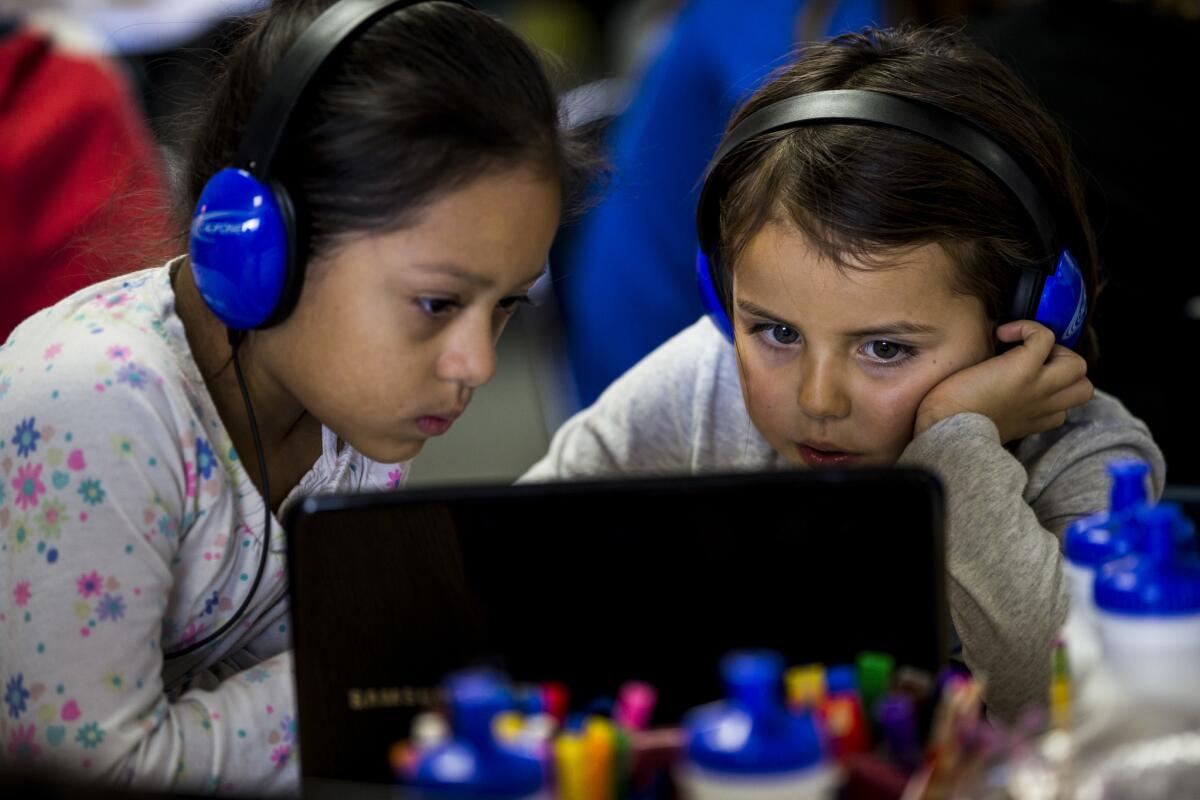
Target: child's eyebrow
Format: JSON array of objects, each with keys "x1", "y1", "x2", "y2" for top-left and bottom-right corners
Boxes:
[
  {"x1": 411, "y1": 261, "x2": 494, "y2": 289},
  {"x1": 842, "y1": 321, "x2": 939, "y2": 338},
  {"x1": 411, "y1": 262, "x2": 547, "y2": 292},
  {"x1": 736, "y1": 299, "x2": 801, "y2": 330},
  {"x1": 736, "y1": 300, "x2": 938, "y2": 340}
]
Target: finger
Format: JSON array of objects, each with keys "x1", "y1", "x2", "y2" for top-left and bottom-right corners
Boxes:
[
  {"x1": 1045, "y1": 344, "x2": 1084, "y2": 365},
  {"x1": 1039, "y1": 349, "x2": 1089, "y2": 389},
  {"x1": 1043, "y1": 377, "x2": 1094, "y2": 412},
  {"x1": 996, "y1": 320, "x2": 1057, "y2": 363}
]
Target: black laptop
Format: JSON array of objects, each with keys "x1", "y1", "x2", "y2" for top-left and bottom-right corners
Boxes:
[{"x1": 284, "y1": 468, "x2": 947, "y2": 784}]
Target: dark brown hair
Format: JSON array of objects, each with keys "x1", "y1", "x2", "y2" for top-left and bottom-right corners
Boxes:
[
  {"x1": 177, "y1": 0, "x2": 600, "y2": 261},
  {"x1": 711, "y1": 25, "x2": 1100, "y2": 365}
]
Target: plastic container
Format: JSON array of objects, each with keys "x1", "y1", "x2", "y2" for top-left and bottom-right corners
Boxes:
[
  {"x1": 1094, "y1": 504, "x2": 1200, "y2": 711},
  {"x1": 407, "y1": 668, "x2": 547, "y2": 799},
  {"x1": 1061, "y1": 460, "x2": 1151, "y2": 695},
  {"x1": 677, "y1": 651, "x2": 837, "y2": 800}
]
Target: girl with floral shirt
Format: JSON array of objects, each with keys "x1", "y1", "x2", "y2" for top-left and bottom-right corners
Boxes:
[{"x1": 0, "y1": 0, "x2": 594, "y2": 793}]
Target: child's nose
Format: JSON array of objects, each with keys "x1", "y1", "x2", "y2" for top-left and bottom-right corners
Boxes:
[
  {"x1": 796, "y1": 355, "x2": 851, "y2": 420},
  {"x1": 436, "y1": 319, "x2": 497, "y2": 389}
]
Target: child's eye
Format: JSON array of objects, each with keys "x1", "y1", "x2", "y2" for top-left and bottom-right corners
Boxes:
[
  {"x1": 749, "y1": 322, "x2": 800, "y2": 346},
  {"x1": 863, "y1": 340, "x2": 916, "y2": 364},
  {"x1": 417, "y1": 297, "x2": 458, "y2": 316},
  {"x1": 498, "y1": 294, "x2": 533, "y2": 312}
]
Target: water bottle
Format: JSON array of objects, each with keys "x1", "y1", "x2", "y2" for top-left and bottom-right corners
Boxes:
[
  {"x1": 676, "y1": 650, "x2": 837, "y2": 800},
  {"x1": 407, "y1": 668, "x2": 547, "y2": 799},
  {"x1": 1061, "y1": 459, "x2": 1150, "y2": 703},
  {"x1": 1094, "y1": 504, "x2": 1200, "y2": 711}
]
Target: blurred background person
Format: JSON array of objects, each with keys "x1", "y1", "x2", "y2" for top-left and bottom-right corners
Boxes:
[{"x1": 0, "y1": 6, "x2": 174, "y2": 338}]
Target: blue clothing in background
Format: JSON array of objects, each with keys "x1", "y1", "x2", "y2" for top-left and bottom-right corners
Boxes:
[{"x1": 560, "y1": 0, "x2": 884, "y2": 406}]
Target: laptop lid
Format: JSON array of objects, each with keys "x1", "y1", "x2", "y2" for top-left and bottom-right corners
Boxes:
[{"x1": 284, "y1": 467, "x2": 946, "y2": 783}]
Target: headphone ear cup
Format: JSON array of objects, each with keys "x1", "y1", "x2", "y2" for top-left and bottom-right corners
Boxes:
[
  {"x1": 261, "y1": 178, "x2": 304, "y2": 328},
  {"x1": 696, "y1": 249, "x2": 735, "y2": 343},
  {"x1": 1033, "y1": 249, "x2": 1087, "y2": 349},
  {"x1": 189, "y1": 168, "x2": 291, "y2": 330}
]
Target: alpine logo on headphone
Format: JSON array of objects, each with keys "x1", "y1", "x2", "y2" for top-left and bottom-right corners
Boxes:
[
  {"x1": 694, "y1": 89, "x2": 1087, "y2": 350},
  {"x1": 189, "y1": 0, "x2": 472, "y2": 332}
]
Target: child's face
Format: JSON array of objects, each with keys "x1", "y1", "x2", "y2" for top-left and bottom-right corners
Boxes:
[
  {"x1": 256, "y1": 165, "x2": 561, "y2": 463},
  {"x1": 731, "y1": 221, "x2": 993, "y2": 468}
]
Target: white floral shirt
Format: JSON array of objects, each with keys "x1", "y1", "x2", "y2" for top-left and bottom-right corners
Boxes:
[{"x1": 1, "y1": 260, "x2": 407, "y2": 794}]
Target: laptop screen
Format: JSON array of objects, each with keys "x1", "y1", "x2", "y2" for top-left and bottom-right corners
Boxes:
[{"x1": 285, "y1": 467, "x2": 946, "y2": 783}]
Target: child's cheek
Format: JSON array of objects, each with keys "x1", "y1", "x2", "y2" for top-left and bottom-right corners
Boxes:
[
  {"x1": 737, "y1": 358, "x2": 794, "y2": 447},
  {"x1": 867, "y1": 381, "x2": 933, "y2": 457}
]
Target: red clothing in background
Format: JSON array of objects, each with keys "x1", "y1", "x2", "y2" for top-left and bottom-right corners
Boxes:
[{"x1": 0, "y1": 27, "x2": 172, "y2": 339}]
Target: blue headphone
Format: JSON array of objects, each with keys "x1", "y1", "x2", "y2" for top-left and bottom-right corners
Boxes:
[
  {"x1": 189, "y1": 0, "x2": 471, "y2": 331},
  {"x1": 695, "y1": 90, "x2": 1088, "y2": 349}
]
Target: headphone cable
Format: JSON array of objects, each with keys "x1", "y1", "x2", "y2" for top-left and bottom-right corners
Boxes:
[{"x1": 165, "y1": 329, "x2": 273, "y2": 660}]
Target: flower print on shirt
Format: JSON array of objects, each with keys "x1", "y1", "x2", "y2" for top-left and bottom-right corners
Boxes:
[
  {"x1": 101, "y1": 291, "x2": 129, "y2": 309},
  {"x1": 387, "y1": 467, "x2": 404, "y2": 490},
  {"x1": 195, "y1": 438, "x2": 215, "y2": 481},
  {"x1": 77, "y1": 478, "x2": 106, "y2": 506},
  {"x1": 77, "y1": 571, "x2": 103, "y2": 598},
  {"x1": 5, "y1": 674, "x2": 30, "y2": 719},
  {"x1": 115, "y1": 362, "x2": 151, "y2": 390},
  {"x1": 12, "y1": 581, "x2": 31, "y2": 607},
  {"x1": 101, "y1": 671, "x2": 124, "y2": 694},
  {"x1": 178, "y1": 620, "x2": 207, "y2": 648},
  {"x1": 95, "y1": 594, "x2": 126, "y2": 622},
  {"x1": 37, "y1": 498, "x2": 66, "y2": 538},
  {"x1": 11, "y1": 463, "x2": 46, "y2": 510},
  {"x1": 7, "y1": 724, "x2": 41, "y2": 761},
  {"x1": 75, "y1": 721, "x2": 105, "y2": 748},
  {"x1": 270, "y1": 745, "x2": 291, "y2": 770},
  {"x1": 11, "y1": 418, "x2": 41, "y2": 458},
  {"x1": 184, "y1": 460, "x2": 198, "y2": 500},
  {"x1": 106, "y1": 344, "x2": 131, "y2": 361},
  {"x1": 202, "y1": 591, "x2": 225, "y2": 617},
  {"x1": 243, "y1": 668, "x2": 270, "y2": 685},
  {"x1": 280, "y1": 716, "x2": 297, "y2": 745},
  {"x1": 110, "y1": 434, "x2": 135, "y2": 458},
  {"x1": 7, "y1": 516, "x2": 32, "y2": 554}
]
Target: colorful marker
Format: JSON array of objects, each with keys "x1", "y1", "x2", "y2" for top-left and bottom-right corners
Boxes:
[
  {"x1": 614, "y1": 680, "x2": 657, "y2": 731},
  {"x1": 785, "y1": 663, "x2": 826, "y2": 710}
]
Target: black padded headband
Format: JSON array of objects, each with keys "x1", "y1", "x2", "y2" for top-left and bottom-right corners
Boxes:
[
  {"x1": 236, "y1": 0, "x2": 474, "y2": 176},
  {"x1": 696, "y1": 89, "x2": 1060, "y2": 270}
]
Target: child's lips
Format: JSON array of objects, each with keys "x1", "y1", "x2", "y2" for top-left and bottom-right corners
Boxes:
[
  {"x1": 795, "y1": 441, "x2": 862, "y2": 468},
  {"x1": 416, "y1": 408, "x2": 463, "y2": 437}
]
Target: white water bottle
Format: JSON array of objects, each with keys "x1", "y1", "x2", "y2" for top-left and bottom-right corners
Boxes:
[
  {"x1": 676, "y1": 651, "x2": 837, "y2": 800},
  {"x1": 1094, "y1": 504, "x2": 1200, "y2": 711}
]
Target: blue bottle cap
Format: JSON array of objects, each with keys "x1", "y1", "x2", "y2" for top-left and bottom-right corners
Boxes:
[
  {"x1": 1107, "y1": 460, "x2": 1151, "y2": 514},
  {"x1": 410, "y1": 668, "x2": 543, "y2": 797},
  {"x1": 825, "y1": 664, "x2": 858, "y2": 695},
  {"x1": 684, "y1": 650, "x2": 826, "y2": 775},
  {"x1": 1065, "y1": 511, "x2": 1137, "y2": 568},
  {"x1": 1065, "y1": 459, "x2": 1153, "y2": 568},
  {"x1": 1094, "y1": 504, "x2": 1200, "y2": 617}
]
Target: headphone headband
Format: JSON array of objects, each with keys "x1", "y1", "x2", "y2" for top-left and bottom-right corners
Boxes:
[
  {"x1": 696, "y1": 89, "x2": 1059, "y2": 267},
  {"x1": 237, "y1": 0, "x2": 473, "y2": 177}
]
